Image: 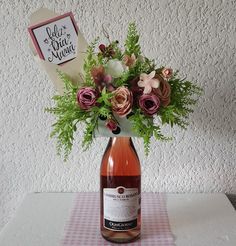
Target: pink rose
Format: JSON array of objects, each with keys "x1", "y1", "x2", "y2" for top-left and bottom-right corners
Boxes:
[
  {"x1": 162, "y1": 68, "x2": 173, "y2": 79},
  {"x1": 138, "y1": 94, "x2": 160, "y2": 116},
  {"x1": 153, "y1": 75, "x2": 171, "y2": 107},
  {"x1": 77, "y1": 87, "x2": 98, "y2": 110},
  {"x1": 111, "y1": 86, "x2": 133, "y2": 117}
]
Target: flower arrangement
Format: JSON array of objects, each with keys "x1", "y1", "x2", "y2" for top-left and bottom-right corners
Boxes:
[{"x1": 46, "y1": 23, "x2": 202, "y2": 160}]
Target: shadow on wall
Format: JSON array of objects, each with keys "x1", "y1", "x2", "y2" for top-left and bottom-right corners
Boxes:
[
  {"x1": 227, "y1": 194, "x2": 236, "y2": 210},
  {"x1": 191, "y1": 67, "x2": 236, "y2": 208}
]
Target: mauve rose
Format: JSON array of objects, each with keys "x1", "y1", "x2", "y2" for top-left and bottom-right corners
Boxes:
[
  {"x1": 138, "y1": 94, "x2": 160, "y2": 116},
  {"x1": 77, "y1": 87, "x2": 98, "y2": 110},
  {"x1": 111, "y1": 86, "x2": 133, "y2": 117},
  {"x1": 153, "y1": 75, "x2": 171, "y2": 107},
  {"x1": 129, "y1": 77, "x2": 144, "y2": 96}
]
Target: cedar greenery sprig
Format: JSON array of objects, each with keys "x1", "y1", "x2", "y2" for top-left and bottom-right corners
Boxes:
[
  {"x1": 83, "y1": 37, "x2": 99, "y2": 87},
  {"x1": 129, "y1": 109, "x2": 170, "y2": 155},
  {"x1": 125, "y1": 22, "x2": 141, "y2": 56},
  {"x1": 82, "y1": 112, "x2": 99, "y2": 150},
  {"x1": 46, "y1": 72, "x2": 116, "y2": 160},
  {"x1": 160, "y1": 72, "x2": 203, "y2": 128},
  {"x1": 45, "y1": 71, "x2": 85, "y2": 160},
  {"x1": 114, "y1": 58, "x2": 155, "y2": 88},
  {"x1": 95, "y1": 88, "x2": 113, "y2": 120}
]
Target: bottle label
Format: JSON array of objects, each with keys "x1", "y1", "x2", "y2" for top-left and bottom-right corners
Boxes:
[{"x1": 103, "y1": 186, "x2": 140, "y2": 231}]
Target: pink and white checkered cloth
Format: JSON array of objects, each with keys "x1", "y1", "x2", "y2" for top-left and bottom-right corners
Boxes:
[{"x1": 61, "y1": 192, "x2": 175, "y2": 246}]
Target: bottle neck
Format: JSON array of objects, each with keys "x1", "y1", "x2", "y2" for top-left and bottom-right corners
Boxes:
[
  {"x1": 109, "y1": 137, "x2": 139, "y2": 159},
  {"x1": 101, "y1": 136, "x2": 141, "y2": 176},
  {"x1": 110, "y1": 137, "x2": 131, "y2": 146}
]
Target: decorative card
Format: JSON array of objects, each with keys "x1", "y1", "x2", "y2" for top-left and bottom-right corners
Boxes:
[{"x1": 28, "y1": 12, "x2": 78, "y2": 65}]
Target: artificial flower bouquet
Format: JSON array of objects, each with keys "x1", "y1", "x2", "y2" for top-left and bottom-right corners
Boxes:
[{"x1": 46, "y1": 23, "x2": 202, "y2": 159}]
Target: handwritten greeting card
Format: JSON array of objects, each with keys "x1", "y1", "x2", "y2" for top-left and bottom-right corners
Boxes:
[{"x1": 28, "y1": 12, "x2": 78, "y2": 65}]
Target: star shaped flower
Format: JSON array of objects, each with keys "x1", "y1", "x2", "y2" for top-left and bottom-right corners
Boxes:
[{"x1": 137, "y1": 71, "x2": 160, "y2": 94}]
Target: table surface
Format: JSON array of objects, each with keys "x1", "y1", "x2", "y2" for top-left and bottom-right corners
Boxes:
[{"x1": 0, "y1": 193, "x2": 236, "y2": 246}]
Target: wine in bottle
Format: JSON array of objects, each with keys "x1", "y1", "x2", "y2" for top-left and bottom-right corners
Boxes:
[{"x1": 100, "y1": 137, "x2": 141, "y2": 243}]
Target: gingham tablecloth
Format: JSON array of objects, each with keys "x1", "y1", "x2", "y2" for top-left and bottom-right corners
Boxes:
[{"x1": 61, "y1": 192, "x2": 175, "y2": 246}]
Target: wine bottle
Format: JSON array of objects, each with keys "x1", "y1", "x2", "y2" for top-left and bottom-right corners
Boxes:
[{"x1": 100, "y1": 137, "x2": 141, "y2": 243}]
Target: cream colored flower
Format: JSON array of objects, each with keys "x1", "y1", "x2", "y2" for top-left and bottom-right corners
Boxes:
[{"x1": 106, "y1": 59, "x2": 124, "y2": 78}]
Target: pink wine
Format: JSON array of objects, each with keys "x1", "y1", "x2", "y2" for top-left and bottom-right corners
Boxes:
[{"x1": 100, "y1": 137, "x2": 141, "y2": 243}]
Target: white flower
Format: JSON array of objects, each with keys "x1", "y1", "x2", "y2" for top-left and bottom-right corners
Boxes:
[{"x1": 106, "y1": 59, "x2": 125, "y2": 78}]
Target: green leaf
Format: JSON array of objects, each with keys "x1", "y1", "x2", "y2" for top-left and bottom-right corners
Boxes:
[
  {"x1": 159, "y1": 75, "x2": 203, "y2": 129},
  {"x1": 97, "y1": 87, "x2": 113, "y2": 106},
  {"x1": 128, "y1": 109, "x2": 170, "y2": 155},
  {"x1": 45, "y1": 71, "x2": 92, "y2": 160},
  {"x1": 82, "y1": 113, "x2": 99, "y2": 150},
  {"x1": 83, "y1": 37, "x2": 99, "y2": 87},
  {"x1": 125, "y1": 22, "x2": 141, "y2": 57}
]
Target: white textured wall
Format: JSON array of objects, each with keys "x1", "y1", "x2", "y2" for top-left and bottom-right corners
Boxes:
[{"x1": 0, "y1": 0, "x2": 235, "y2": 230}]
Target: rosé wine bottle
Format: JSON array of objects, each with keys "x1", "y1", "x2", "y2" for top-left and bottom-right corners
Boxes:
[{"x1": 100, "y1": 137, "x2": 141, "y2": 243}]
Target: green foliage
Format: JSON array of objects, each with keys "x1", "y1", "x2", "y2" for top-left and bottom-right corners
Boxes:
[
  {"x1": 80, "y1": 89, "x2": 114, "y2": 150},
  {"x1": 57, "y1": 70, "x2": 78, "y2": 92},
  {"x1": 113, "y1": 70, "x2": 130, "y2": 87},
  {"x1": 125, "y1": 22, "x2": 141, "y2": 56},
  {"x1": 46, "y1": 71, "x2": 92, "y2": 160},
  {"x1": 82, "y1": 88, "x2": 114, "y2": 148},
  {"x1": 160, "y1": 74, "x2": 203, "y2": 128},
  {"x1": 114, "y1": 57, "x2": 155, "y2": 87},
  {"x1": 96, "y1": 87, "x2": 113, "y2": 119},
  {"x1": 45, "y1": 77, "x2": 79, "y2": 160},
  {"x1": 130, "y1": 57, "x2": 156, "y2": 76},
  {"x1": 97, "y1": 87, "x2": 112, "y2": 106},
  {"x1": 83, "y1": 38, "x2": 99, "y2": 87},
  {"x1": 82, "y1": 113, "x2": 99, "y2": 150},
  {"x1": 129, "y1": 109, "x2": 170, "y2": 155}
]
